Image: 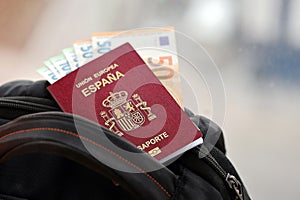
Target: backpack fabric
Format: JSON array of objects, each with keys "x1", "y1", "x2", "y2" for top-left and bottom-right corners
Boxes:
[{"x1": 0, "y1": 80, "x2": 251, "y2": 200}]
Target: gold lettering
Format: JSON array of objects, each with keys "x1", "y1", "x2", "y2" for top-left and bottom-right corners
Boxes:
[
  {"x1": 93, "y1": 63, "x2": 119, "y2": 79},
  {"x1": 115, "y1": 71, "x2": 125, "y2": 79},
  {"x1": 137, "y1": 146, "x2": 143, "y2": 150},
  {"x1": 137, "y1": 132, "x2": 169, "y2": 150},
  {"x1": 150, "y1": 139, "x2": 156, "y2": 144},
  {"x1": 101, "y1": 78, "x2": 111, "y2": 87},
  {"x1": 81, "y1": 88, "x2": 91, "y2": 97},
  {"x1": 141, "y1": 143, "x2": 148, "y2": 150},
  {"x1": 94, "y1": 81, "x2": 102, "y2": 89},
  {"x1": 107, "y1": 73, "x2": 117, "y2": 82},
  {"x1": 88, "y1": 84, "x2": 97, "y2": 93},
  {"x1": 154, "y1": 136, "x2": 161, "y2": 142},
  {"x1": 145, "y1": 141, "x2": 150, "y2": 147},
  {"x1": 162, "y1": 132, "x2": 169, "y2": 138},
  {"x1": 80, "y1": 70, "x2": 125, "y2": 98},
  {"x1": 93, "y1": 73, "x2": 100, "y2": 79},
  {"x1": 76, "y1": 76, "x2": 93, "y2": 89}
]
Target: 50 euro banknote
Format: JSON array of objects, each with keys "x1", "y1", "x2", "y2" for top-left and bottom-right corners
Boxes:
[{"x1": 91, "y1": 27, "x2": 182, "y2": 105}]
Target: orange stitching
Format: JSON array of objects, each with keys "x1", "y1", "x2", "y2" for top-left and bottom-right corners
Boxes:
[{"x1": 0, "y1": 127, "x2": 171, "y2": 198}]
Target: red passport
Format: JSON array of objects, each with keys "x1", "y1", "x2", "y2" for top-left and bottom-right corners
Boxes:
[{"x1": 48, "y1": 43, "x2": 203, "y2": 162}]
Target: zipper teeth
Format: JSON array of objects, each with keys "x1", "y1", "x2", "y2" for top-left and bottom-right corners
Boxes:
[
  {"x1": 195, "y1": 146, "x2": 227, "y2": 178},
  {"x1": 0, "y1": 100, "x2": 58, "y2": 112},
  {"x1": 0, "y1": 102, "x2": 46, "y2": 112},
  {"x1": 205, "y1": 153, "x2": 227, "y2": 178},
  {"x1": 194, "y1": 146, "x2": 244, "y2": 200}
]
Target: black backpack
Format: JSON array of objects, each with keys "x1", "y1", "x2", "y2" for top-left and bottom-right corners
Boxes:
[{"x1": 0, "y1": 80, "x2": 251, "y2": 200}]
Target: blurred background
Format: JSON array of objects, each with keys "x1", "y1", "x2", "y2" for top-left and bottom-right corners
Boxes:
[{"x1": 1, "y1": 0, "x2": 299, "y2": 199}]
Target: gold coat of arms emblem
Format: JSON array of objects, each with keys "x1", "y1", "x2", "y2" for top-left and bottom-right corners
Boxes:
[{"x1": 100, "y1": 91, "x2": 156, "y2": 136}]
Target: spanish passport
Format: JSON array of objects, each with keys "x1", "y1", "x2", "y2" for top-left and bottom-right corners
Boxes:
[{"x1": 47, "y1": 43, "x2": 203, "y2": 162}]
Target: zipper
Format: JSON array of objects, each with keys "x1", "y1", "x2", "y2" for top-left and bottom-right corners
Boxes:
[
  {"x1": 194, "y1": 146, "x2": 243, "y2": 200},
  {"x1": 226, "y1": 174, "x2": 243, "y2": 200},
  {"x1": 0, "y1": 98, "x2": 59, "y2": 112}
]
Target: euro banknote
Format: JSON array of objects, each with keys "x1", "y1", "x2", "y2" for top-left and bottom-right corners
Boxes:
[
  {"x1": 49, "y1": 54, "x2": 72, "y2": 76},
  {"x1": 36, "y1": 66, "x2": 59, "y2": 84},
  {"x1": 73, "y1": 39, "x2": 94, "y2": 67},
  {"x1": 39, "y1": 27, "x2": 182, "y2": 104},
  {"x1": 44, "y1": 60, "x2": 62, "y2": 79},
  {"x1": 62, "y1": 47, "x2": 80, "y2": 70},
  {"x1": 91, "y1": 27, "x2": 182, "y2": 104}
]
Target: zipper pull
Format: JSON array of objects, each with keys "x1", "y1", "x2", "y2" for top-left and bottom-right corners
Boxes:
[{"x1": 226, "y1": 173, "x2": 243, "y2": 200}]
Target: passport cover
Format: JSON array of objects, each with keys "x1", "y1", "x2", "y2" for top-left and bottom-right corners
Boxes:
[{"x1": 48, "y1": 43, "x2": 203, "y2": 162}]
